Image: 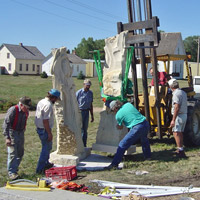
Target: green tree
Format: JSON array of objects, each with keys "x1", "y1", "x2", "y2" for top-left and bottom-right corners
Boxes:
[
  {"x1": 74, "y1": 37, "x2": 105, "y2": 60},
  {"x1": 183, "y1": 36, "x2": 200, "y2": 62}
]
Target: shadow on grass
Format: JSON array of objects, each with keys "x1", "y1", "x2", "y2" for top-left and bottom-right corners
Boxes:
[
  {"x1": 124, "y1": 148, "x2": 188, "y2": 163},
  {"x1": 149, "y1": 137, "x2": 176, "y2": 145}
]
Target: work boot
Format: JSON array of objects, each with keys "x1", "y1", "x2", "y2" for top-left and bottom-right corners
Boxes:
[
  {"x1": 8, "y1": 173, "x2": 19, "y2": 180},
  {"x1": 174, "y1": 149, "x2": 187, "y2": 158},
  {"x1": 45, "y1": 162, "x2": 54, "y2": 170},
  {"x1": 104, "y1": 164, "x2": 122, "y2": 170}
]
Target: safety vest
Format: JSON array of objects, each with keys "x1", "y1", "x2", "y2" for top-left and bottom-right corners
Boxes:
[{"x1": 12, "y1": 105, "x2": 28, "y2": 130}]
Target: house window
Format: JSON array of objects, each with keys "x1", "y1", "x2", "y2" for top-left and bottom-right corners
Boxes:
[
  {"x1": 8, "y1": 63, "x2": 11, "y2": 71},
  {"x1": 32, "y1": 64, "x2": 35, "y2": 71},
  {"x1": 7, "y1": 53, "x2": 10, "y2": 59},
  {"x1": 77, "y1": 65, "x2": 79, "y2": 72},
  {"x1": 19, "y1": 64, "x2": 22, "y2": 71},
  {"x1": 174, "y1": 64, "x2": 177, "y2": 72},
  {"x1": 26, "y1": 64, "x2": 29, "y2": 71}
]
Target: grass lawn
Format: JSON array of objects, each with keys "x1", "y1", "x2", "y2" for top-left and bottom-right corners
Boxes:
[{"x1": 0, "y1": 75, "x2": 199, "y2": 199}]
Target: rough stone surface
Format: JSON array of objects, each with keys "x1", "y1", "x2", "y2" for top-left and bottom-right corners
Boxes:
[
  {"x1": 50, "y1": 47, "x2": 88, "y2": 164},
  {"x1": 103, "y1": 31, "x2": 128, "y2": 97}
]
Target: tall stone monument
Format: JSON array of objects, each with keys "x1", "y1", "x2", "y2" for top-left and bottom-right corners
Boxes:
[
  {"x1": 50, "y1": 47, "x2": 90, "y2": 166},
  {"x1": 92, "y1": 31, "x2": 136, "y2": 154}
]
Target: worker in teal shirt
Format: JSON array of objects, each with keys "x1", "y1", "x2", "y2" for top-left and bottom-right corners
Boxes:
[{"x1": 106, "y1": 101, "x2": 151, "y2": 170}]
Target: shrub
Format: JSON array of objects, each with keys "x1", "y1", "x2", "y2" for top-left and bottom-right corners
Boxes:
[
  {"x1": 77, "y1": 71, "x2": 85, "y2": 80},
  {"x1": 12, "y1": 71, "x2": 19, "y2": 76},
  {"x1": 40, "y1": 71, "x2": 48, "y2": 78}
]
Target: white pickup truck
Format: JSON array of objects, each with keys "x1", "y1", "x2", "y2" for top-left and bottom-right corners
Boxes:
[{"x1": 193, "y1": 76, "x2": 200, "y2": 98}]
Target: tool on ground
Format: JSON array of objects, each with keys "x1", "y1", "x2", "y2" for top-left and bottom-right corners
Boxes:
[{"x1": 6, "y1": 178, "x2": 51, "y2": 191}]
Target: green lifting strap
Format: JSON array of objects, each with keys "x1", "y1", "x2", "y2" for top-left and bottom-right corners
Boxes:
[{"x1": 92, "y1": 46, "x2": 134, "y2": 102}]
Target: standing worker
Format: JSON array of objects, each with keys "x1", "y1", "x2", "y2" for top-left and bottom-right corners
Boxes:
[
  {"x1": 2, "y1": 96, "x2": 32, "y2": 180},
  {"x1": 35, "y1": 89, "x2": 60, "y2": 174},
  {"x1": 76, "y1": 79, "x2": 94, "y2": 147},
  {"x1": 105, "y1": 100, "x2": 151, "y2": 170},
  {"x1": 168, "y1": 79, "x2": 187, "y2": 158}
]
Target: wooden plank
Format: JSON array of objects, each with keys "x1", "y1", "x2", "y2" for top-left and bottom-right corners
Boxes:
[
  {"x1": 127, "y1": 33, "x2": 155, "y2": 44},
  {"x1": 121, "y1": 17, "x2": 158, "y2": 31}
]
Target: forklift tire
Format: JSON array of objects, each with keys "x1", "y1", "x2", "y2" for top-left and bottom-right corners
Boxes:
[{"x1": 183, "y1": 101, "x2": 200, "y2": 147}]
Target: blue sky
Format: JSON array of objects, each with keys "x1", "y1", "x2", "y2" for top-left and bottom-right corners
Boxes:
[{"x1": 1, "y1": 0, "x2": 199, "y2": 56}]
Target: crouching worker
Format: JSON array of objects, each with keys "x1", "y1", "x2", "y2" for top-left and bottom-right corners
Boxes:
[
  {"x1": 35, "y1": 89, "x2": 60, "y2": 174},
  {"x1": 105, "y1": 100, "x2": 151, "y2": 170},
  {"x1": 2, "y1": 96, "x2": 32, "y2": 180}
]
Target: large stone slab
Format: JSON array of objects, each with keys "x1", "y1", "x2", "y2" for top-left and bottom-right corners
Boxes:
[
  {"x1": 93, "y1": 31, "x2": 136, "y2": 155},
  {"x1": 92, "y1": 110, "x2": 136, "y2": 155}
]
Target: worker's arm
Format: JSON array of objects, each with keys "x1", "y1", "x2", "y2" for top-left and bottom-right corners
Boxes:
[
  {"x1": 43, "y1": 119, "x2": 53, "y2": 141},
  {"x1": 90, "y1": 103, "x2": 94, "y2": 122},
  {"x1": 170, "y1": 103, "x2": 180, "y2": 128},
  {"x1": 2, "y1": 107, "x2": 16, "y2": 146}
]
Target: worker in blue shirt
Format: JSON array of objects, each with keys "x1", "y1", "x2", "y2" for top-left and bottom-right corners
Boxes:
[
  {"x1": 105, "y1": 100, "x2": 151, "y2": 170},
  {"x1": 76, "y1": 79, "x2": 94, "y2": 147}
]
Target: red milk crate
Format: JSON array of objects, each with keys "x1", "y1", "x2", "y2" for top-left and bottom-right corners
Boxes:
[{"x1": 45, "y1": 166, "x2": 77, "y2": 181}]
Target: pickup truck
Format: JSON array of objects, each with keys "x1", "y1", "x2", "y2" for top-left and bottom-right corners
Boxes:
[{"x1": 193, "y1": 76, "x2": 200, "y2": 98}]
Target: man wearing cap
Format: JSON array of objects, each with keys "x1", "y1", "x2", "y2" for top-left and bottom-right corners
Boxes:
[
  {"x1": 168, "y1": 79, "x2": 187, "y2": 158},
  {"x1": 105, "y1": 100, "x2": 151, "y2": 170},
  {"x1": 35, "y1": 89, "x2": 60, "y2": 173},
  {"x1": 2, "y1": 96, "x2": 32, "y2": 180},
  {"x1": 76, "y1": 79, "x2": 94, "y2": 147}
]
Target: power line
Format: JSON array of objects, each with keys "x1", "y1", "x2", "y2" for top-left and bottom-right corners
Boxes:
[
  {"x1": 64, "y1": 0, "x2": 127, "y2": 21},
  {"x1": 44, "y1": 0, "x2": 114, "y2": 24},
  {"x1": 10, "y1": 0, "x2": 116, "y2": 34}
]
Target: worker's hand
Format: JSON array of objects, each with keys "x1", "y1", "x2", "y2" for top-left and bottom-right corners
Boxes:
[
  {"x1": 116, "y1": 124, "x2": 123, "y2": 130},
  {"x1": 91, "y1": 115, "x2": 94, "y2": 123},
  {"x1": 5, "y1": 138, "x2": 11, "y2": 146},
  {"x1": 170, "y1": 120, "x2": 175, "y2": 128},
  {"x1": 47, "y1": 133, "x2": 53, "y2": 142}
]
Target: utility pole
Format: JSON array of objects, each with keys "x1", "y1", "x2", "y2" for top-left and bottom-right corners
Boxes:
[{"x1": 197, "y1": 37, "x2": 200, "y2": 76}]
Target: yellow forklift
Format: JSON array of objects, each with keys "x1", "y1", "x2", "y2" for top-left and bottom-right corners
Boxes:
[{"x1": 136, "y1": 54, "x2": 200, "y2": 146}]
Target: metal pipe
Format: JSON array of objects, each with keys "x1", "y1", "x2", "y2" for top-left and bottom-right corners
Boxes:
[
  {"x1": 136, "y1": 0, "x2": 143, "y2": 34},
  {"x1": 126, "y1": 0, "x2": 139, "y2": 109}
]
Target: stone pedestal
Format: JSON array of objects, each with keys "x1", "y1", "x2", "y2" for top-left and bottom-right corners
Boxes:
[{"x1": 50, "y1": 148, "x2": 91, "y2": 166}]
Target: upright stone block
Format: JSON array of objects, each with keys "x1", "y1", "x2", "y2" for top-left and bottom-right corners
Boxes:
[
  {"x1": 93, "y1": 31, "x2": 136, "y2": 154},
  {"x1": 50, "y1": 47, "x2": 90, "y2": 165}
]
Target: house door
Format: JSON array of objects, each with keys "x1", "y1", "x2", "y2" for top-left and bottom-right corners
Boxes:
[{"x1": 37, "y1": 65, "x2": 40, "y2": 74}]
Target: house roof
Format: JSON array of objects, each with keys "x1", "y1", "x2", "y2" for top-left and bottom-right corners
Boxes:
[
  {"x1": 68, "y1": 54, "x2": 87, "y2": 64},
  {"x1": 143, "y1": 32, "x2": 182, "y2": 56},
  {"x1": 156, "y1": 32, "x2": 182, "y2": 55},
  {"x1": 0, "y1": 43, "x2": 45, "y2": 60},
  {"x1": 43, "y1": 52, "x2": 86, "y2": 64}
]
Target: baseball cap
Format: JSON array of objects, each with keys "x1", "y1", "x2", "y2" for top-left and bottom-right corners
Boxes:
[
  {"x1": 19, "y1": 96, "x2": 32, "y2": 108},
  {"x1": 109, "y1": 100, "x2": 118, "y2": 110},
  {"x1": 84, "y1": 79, "x2": 92, "y2": 86},
  {"x1": 49, "y1": 89, "x2": 61, "y2": 99},
  {"x1": 168, "y1": 78, "x2": 177, "y2": 86}
]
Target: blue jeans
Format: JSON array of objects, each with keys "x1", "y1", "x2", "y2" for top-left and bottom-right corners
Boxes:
[
  {"x1": 112, "y1": 120, "x2": 151, "y2": 166},
  {"x1": 7, "y1": 130, "x2": 24, "y2": 175},
  {"x1": 36, "y1": 128, "x2": 52, "y2": 173},
  {"x1": 81, "y1": 110, "x2": 89, "y2": 147}
]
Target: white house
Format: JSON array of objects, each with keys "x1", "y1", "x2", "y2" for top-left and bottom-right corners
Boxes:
[
  {"x1": 0, "y1": 43, "x2": 45, "y2": 75},
  {"x1": 129, "y1": 32, "x2": 186, "y2": 79},
  {"x1": 42, "y1": 52, "x2": 87, "y2": 76}
]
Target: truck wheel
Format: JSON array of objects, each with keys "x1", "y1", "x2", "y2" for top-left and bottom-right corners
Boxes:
[{"x1": 183, "y1": 101, "x2": 200, "y2": 146}]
